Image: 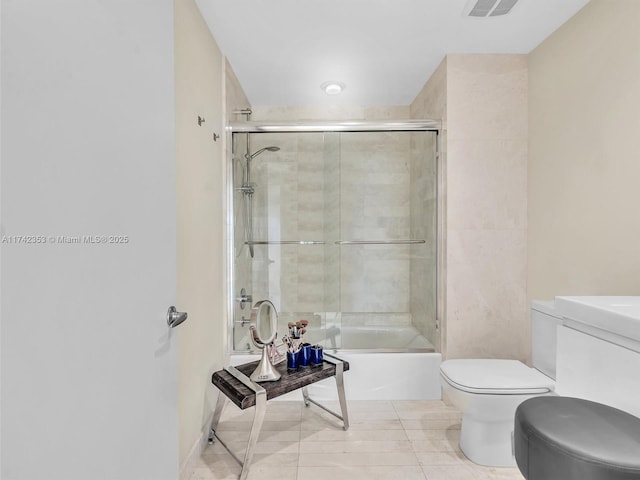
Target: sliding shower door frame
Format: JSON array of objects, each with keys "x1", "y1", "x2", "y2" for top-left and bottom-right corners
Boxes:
[
  {"x1": 225, "y1": 120, "x2": 443, "y2": 357},
  {"x1": 229, "y1": 120, "x2": 440, "y2": 133}
]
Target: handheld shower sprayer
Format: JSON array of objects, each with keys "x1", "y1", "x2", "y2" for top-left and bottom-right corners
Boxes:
[{"x1": 246, "y1": 146, "x2": 280, "y2": 161}]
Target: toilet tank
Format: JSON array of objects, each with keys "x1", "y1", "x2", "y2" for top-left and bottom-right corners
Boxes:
[{"x1": 531, "y1": 301, "x2": 562, "y2": 379}]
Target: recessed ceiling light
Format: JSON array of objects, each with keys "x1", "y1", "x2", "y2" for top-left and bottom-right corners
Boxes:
[{"x1": 321, "y1": 81, "x2": 345, "y2": 95}]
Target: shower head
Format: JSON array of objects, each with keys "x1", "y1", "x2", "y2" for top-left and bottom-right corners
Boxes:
[{"x1": 246, "y1": 146, "x2": 280, "y2": 160}]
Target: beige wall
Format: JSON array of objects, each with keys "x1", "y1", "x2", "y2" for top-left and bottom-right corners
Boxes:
[
  {"x1": 412, "y1": 55, "x2": 529, "y2": 362},
  {"x1": 252, "y1": 105, "x2": 409, "y2": 121},
  {"x1": 528, "y1": 0, "x2": 640, "y2": 300},
  {"x1": 447, "y1": 55, "x2": 529, "y2": 361},
  {"x1": 175, "y1": 0, "x2": 225, "y2": 473},
  {"x1": 226, "y1": 58, "x2": 252, "y2": 124}
]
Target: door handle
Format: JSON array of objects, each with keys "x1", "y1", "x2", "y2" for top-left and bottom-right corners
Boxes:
[{"x1": 167, "y1": 306, "x2": 188, "y2": 328}]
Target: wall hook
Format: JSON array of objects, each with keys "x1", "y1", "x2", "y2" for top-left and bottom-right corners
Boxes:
[
  {"x1": 197, "y1": 115, "x2": 205, "y2": 126},
  {"x1": 213, "y1": 132, "x2": 220, "y2": 142}
]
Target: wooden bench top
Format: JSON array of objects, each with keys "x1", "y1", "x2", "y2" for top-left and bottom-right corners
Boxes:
[{"x1": 212, "y1": 357, "x2": 350, "y2": 410}]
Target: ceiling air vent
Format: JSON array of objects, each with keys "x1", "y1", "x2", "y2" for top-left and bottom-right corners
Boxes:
[{"x1": 464, "y1": 0, "x2": 519, "y2": 17}]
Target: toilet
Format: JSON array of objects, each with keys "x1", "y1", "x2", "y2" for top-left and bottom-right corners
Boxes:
[{"x1": 440, "y1": 301, "x2": 562, "y2": 467}]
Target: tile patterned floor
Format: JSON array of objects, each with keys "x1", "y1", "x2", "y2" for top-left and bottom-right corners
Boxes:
[{"x1": 190, "y1": 400, "x2": 526, "y2": 480}]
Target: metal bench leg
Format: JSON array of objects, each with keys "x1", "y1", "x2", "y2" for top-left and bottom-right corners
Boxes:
[
  {"x1": 208, "y1": 391, "x2": 227, "y2": 443},
  {"x1": 334, "y1": 360, "x2": 349, "y2": 430},
  {"x1": 302, "y1": 386, "x2": 311, "y2": 407},
  {"x1": 301, "y1": 354, "x2": 350, "y2": 431},
  {"x1": 239, "y1": 389, "x2": 266, "y2": 480}
]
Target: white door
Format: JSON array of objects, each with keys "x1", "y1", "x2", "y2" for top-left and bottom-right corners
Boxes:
[{"x1": 1, "y1": 1, "x2": 179, "y2": 479}]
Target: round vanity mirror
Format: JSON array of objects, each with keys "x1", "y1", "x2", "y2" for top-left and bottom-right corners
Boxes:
[
  {"x1": 249, "y1": 300, "x2": 281, "y2": 382},
  {"x1": 250, "y1": 300, "x2": 278, "y2": 346}
]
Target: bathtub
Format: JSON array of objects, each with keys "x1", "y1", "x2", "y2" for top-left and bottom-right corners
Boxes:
[
  {"x1": 231, "y1": 324, "x2": 442, "y2": 401},
  {"x1": 315, "y1": 324, "x2": 435, "y2": 351}
]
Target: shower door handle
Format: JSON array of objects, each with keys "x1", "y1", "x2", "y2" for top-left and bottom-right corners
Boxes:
[{"x1": 167, "y1": 306, "x2": 188, "y2": 328}]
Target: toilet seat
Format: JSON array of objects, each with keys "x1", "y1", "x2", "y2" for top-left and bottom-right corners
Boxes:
[{"x1": 441, "y1": 359, "x2": 554, "y2": 395}]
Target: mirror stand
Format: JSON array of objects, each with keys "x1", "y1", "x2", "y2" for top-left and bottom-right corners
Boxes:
[{"x1": 250, "y1": 345, "x2": 281, "y2": 382}]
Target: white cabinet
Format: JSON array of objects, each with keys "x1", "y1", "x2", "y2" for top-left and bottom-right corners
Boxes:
[{"x1": 553, "y1": 296, "x2": 640, "y2": 418}]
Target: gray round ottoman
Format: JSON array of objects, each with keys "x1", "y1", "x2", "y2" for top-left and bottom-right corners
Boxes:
[{"x1": 514, "y1": 397, "x2": 640, "y2": 480}]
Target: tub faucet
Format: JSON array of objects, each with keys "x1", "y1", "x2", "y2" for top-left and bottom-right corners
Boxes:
[
  {"x1": 233, "y1": 316, "x2": 250, "y2": 327},
  {"x1": 236, "y1": 288, "x2": 252, "y2": 309}
]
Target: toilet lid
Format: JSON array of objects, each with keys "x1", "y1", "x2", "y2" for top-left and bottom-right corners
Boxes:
[{"x1": 440, "y1": 359, "x2": 554, "y2": 395}]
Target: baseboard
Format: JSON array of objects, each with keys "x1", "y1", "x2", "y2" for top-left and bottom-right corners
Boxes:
[{"x1": 179, "y1": 412, "x2": 213, "y2": 480}]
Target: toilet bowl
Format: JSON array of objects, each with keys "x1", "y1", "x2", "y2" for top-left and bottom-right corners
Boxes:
[
  {"x1": 440, "y1": 302, "x2": 562, "y2": 467},
  {"x1": 441, "y1": 359, "x2": 554, "y2": 466}
]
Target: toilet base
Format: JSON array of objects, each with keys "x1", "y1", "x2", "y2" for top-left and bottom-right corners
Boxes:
[{"x1": 459, "y1": 414, "x2": 516, "y2": 467}]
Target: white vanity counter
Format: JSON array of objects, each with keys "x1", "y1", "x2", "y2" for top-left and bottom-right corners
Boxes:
[{"x1": 555, "y1": 296, "x2": 640, "y2": 349}]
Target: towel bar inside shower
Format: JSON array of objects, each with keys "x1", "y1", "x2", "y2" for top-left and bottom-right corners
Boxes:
[
  {"x1": 245, "y1": 239, "x2": 426, "y2": 246},
  {"x1": 335, "y1": 240, "x2": 426, "y2": 245}
]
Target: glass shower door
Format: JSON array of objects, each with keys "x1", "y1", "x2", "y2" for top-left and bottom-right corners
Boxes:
[
  {"x1": 231, "y1": 131, "x2": 341, "y2": 351},
  {"x1": 230, "y1": 128, "x2": 438, "y2": 353},
  {"x1": 335, "y1": 131, "x2": 437, "y2": 351}
]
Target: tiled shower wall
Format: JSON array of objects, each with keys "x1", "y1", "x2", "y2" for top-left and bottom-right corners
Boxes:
[
  {"x1": 339, "y1": 132, "x2": 412, "y2": 315},
  {"x1": 322, "y1": 133, "x2": 341, "y2": 319},
  {"x1": 249, "y1": 132, "x2": 328, "y2": 315}
]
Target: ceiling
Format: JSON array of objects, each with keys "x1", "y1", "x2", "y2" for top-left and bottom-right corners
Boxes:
[{"x1": 195, "y1": 0, "x2": 590, "y2": 106}]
